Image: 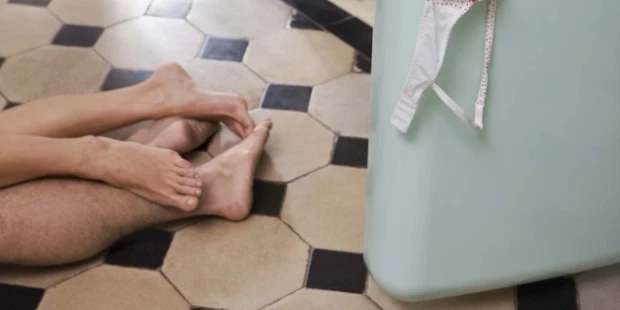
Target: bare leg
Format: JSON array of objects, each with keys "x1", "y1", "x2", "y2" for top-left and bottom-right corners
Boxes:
[
  {"x1": 0, "y1": 119, "x2": 272, "y2": 266},
  {"x1": 0, "y1": 63, "x2": 253, "y2": 139}
]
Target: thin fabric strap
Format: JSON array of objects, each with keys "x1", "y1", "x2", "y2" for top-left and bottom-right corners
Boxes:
[{"x1": 473, "y1": 0, "x2": 497, "y2": 129}]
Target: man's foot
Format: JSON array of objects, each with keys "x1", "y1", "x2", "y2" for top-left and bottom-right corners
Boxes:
[
  {"x1": 87, "y1": 137, "x2": 203, "y2": 212},
  {"x1": 127, "y1": 117, "x2": 219, "y2": 154},
  {"x1": 193, "y1": 118, "x2": 273, "y2": 221},
  {"x1": 147, "y1": 63, "x2": 255, "y2": 138}
]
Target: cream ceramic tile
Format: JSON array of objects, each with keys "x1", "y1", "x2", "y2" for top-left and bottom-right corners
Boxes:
[
  {"x1": 207, "y1": 108, "x2": 335, "y2": 182},
  {"x1": 0, "y1": 5, "x2": 61, "y2": 57},
  {"x1": 38, "y1": 265, "x2": 189, "y2": 310},
  {"x1": 0, "y1": 255, "x2": 102, "y2": 288},
  {"x1": 265, "y1": 288, "x2": 380, "y2": 310},
  {"x1": 163, "y1": 216, "x2": 309, "y2": 309},
  {"x1": 0, "y1": 46, "x2": 110, "y2": 103},
  {"x1": 187, "y1": 0, "x2": 290, "y2": 39},
  {"x1": 282, "y1": 165, "x2": 366, "y2": 252},
  {"x1": 184, "y1": 59, "x2": 266, "y2": 110},
  {"x1": 366, "y1": 277, "x2": 515, "y2": 310},
  {"x1": 245, "y1": 29, "x2": 355, "y2": 86},
  {"x1": 576, "y1": 263, "x2": 620, "y2": 310},
  {"x1": 49, "y1": 0, "x2": 151, "y2": 27},
  {"x1": 329, "y1": 0, "x2": 375, "y2": 26},
  {"x1": 95, "y1": 16, "x2": 204, "y2": 70},
  {"x1": 309, "y1": 73, "x2": 370, "y2": 138}
]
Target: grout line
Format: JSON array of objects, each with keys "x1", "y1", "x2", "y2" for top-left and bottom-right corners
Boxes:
[
  {"x1": 160, "y1": 269, "x2": 194, "y2": 306},
  {"x1": 257, "y1": 286, "x2": 303, "y2": 309},
  {"x1": 364, "y1": 293, "x2": 384, "y2": 309}
]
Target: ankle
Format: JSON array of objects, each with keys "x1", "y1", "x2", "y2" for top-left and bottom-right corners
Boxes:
[{"x1": 74, "y1": 136, "x2": 111, "y2": 181}]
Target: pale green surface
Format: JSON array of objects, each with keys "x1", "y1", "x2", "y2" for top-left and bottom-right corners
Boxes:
[{"x1": 365, "y1": 0, "x2": 620, "y2": 302}]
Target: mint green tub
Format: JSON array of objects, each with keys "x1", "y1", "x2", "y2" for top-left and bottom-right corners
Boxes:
[{"x1": 365, "y1": 0, "x2": 620, "y2": 302}]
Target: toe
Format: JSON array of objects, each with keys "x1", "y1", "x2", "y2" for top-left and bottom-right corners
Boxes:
[
  {"x1": 177, "y1": 168, "x2": 198, "y2": 178},
  {"x1": 175, "y1": 159, "x2": 192, "y2": 168},
  {"x1": 179, "y1": 196, "x2": 198, "y2": 211},
  {"x1": 175, "y1": 184, "x2": 201, "y2": 196},
  {"x1": 180, "y1": 176, "x2": 201, "y2": 187}
]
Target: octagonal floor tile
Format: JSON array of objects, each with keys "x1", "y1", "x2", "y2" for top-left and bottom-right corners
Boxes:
[
  {"x1": 95, "y1": 16, "x2": 204, "y2": 70},
  {"x1": 0, "y1": 255, "x2": 102, "y2": 289},
  {"x1": 309, "y1": 73, "x2": 371, "y2": 138},
  {"x1": 49, "y1": 0, "x2": 151, "y2": 27},
  {"x1": 184, "y1": 59, "x2": 266, "y2": 110},
  {"x1": 188, "y1": 0, "x2": 290, "y2": 39},
  {"x1": 576, "y1": 263, "x2": 620, "y2": 310},
  {"x1": 282, "y1": 165, "x2": 366, "y2": 252},
  {"x1": 38, "y1": 265, "x2": 189, "y2": 310},
  {"x1": 366, "y1": 277, "x2": 515, "y2": 310},
  {"x1": 207, "y1": 108, "x2": 335, "y2": 182},
  {"x1": 264, "y1": 288, "x2": 379, "y2": 310},
  {"x1": 245, "y1": 29, "x2": 354, "y2": 86},
  {"x1": 0, "y1": 5, "x2": 61, "y2": 57},
  {"x1": 162, "y1": 216, "x2": 309, "y2": 309},
  {"x1": 0, "y1": 46, "x2": 109, "y2": 102}
]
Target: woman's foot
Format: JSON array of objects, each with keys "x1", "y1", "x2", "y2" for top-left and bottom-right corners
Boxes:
[
  {"x1": 147, "y1": 63, "x2": 255, "y2": 138},
  {"x1": 87, "y1": 137, "x2": 203, "y2": 212},
  {"x1": 192, "y1": 119, "x2": 273, "y2": 221},
  {"x1": 127, "y1": 117, "x2": 219, "y2": 154}
]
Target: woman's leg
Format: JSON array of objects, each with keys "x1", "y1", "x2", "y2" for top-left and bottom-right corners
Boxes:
[
  {"x1": 0, "y1": 63, "x2": 254, "y2": 139},
  {"x1": 0, "y1": 119, "x2": 272, "y2": 266}
]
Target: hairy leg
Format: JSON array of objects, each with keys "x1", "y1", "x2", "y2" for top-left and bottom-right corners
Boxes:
[
  {"x1": 0, "y1": 63, "x2": 253, "y2": 138},
  {"x1": 0, "y1": 119, "x2": 272, "y2": 266}
]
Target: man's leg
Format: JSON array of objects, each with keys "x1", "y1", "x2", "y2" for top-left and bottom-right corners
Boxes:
[
  {"x1": 0, "y1": 119, "x2": 272, "y2": 266},
  {"x1": 0, "y1": 63, "x2": 253, "y2": 139}
]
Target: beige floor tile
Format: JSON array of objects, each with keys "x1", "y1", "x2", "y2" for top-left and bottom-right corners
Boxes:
[
  {"x1": 38, "y1": 265, "x2": 188, "y2": 310},
  {"x1": 95, "y1": 16, "x2": 204, "y2": 70},
  {"x1": 207, "y1": 109, "x2": 335, "y2": 182},
  {"x1": 245, "y1": 29, "x2": 355, "y2": 86},
  {"x1": 265, "y1": 288, "x2": 380, "y2": 310},
  {"x1": 309, "y1": 73, "x2": 370, "y2": 138},
  {"x1": 187, "y1": 0, "x2": 290, "y2": 39},
  {"x1": 0, "y1": 46, "x2": 109, "y2": 103},
  {"x1": 0, "y1": 5, "x2": 61, "y2": 57},
  {"x1": 184, "y1": 59, "x2": 266, "y2": 110},
  {"x1": 163, "y1": 216, "x2": 309, "y2": 309},
  {"x1": 366, "y1": 277, "x2": 515, "y2": 310},
  {"x1": 49, "y1": 0, "x2": 151, "y2": 27},
  {"x1": 282, "y1": 165, "x2": 366, "y2": 252},
  {"x1": 576, "y1": 263, "x2": 620, "y2": 310},
  {"x1": 0, "y1": 255, "x2": 102, "y2": 288},
  {"x1": 329, "y1": 0, "x2": 375, "y2": 26}
]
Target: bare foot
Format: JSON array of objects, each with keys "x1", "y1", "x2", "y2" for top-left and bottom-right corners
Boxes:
[
  {"x1": 148, "y1": 63, "x2": 255, "y2": 138},
  {"x1": 193, "y1": 118, "x2": 273, "y2": 221},
  {"x1": 127, "y1": 117, "x2": 219, "y2": 154},
  {"x1": 87, "y1": 137, "x2": 203, "y2": 211}
]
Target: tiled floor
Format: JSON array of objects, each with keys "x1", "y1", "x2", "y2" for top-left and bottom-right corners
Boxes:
[{"x1": 0, "y1": 0, "x2": 619, "y2": 310}]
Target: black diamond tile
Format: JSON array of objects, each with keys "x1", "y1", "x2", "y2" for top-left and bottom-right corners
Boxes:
[
  {"x1": 289, "y1": 11, "x2": 322, "y2": 30},
  {"x1": 354, "y1": 52, "x2": 371, "y2": 73},
  {"x1": 147, "y1": 0, "x2": 192, "y2": 18},
  {"x1": 52, "y1": 25, "x2": 104, "y2": 47},
  {"x1": 331, "y1": 136, "x2": 368, "y2": 168},
  {"x1": 327, "y1": 18, "x2": 373, "y2": 58},
  {"x1": 201, "y1": 38, "x2": 249, "y2": 62},
  {"x1": 4, "y1": 102, "x2": 21, "y2": 110},
  {"x1": 517, "y1": 277, "x2": 578, "y2": 310},
  {"x1": 251, "y1": 180, "x2": 287, "y2": 217},
  {"x1": 192, "y1": 307, "x2": 220, "y2": 310},
  {"x1": 0, "y1": 57, "x2": 4, "y2": 69},
  {"x1": 261, "y1": 84, "x2": 312, "y2": 112},
  {"x1": 105, "y1": 228, "x2": 174, "y2": 269},
  {"x1": 8, "y1": 0, "x2": 50, "y2": 6},
  {"x1": 0, "y1": 283, "x2": 44, "y2": 310},
  {"x1": 283, "y1": 0, "x2": 350, "y2": 27},
  {"x1": 306, "y1": 249, "x2": 367, "y2": 293},
  {"x1": 101, "y1": 68, "x2": 153, "y2": 91}
]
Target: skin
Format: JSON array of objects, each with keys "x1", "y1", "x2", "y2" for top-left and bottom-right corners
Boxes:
[
  {"x1": 0, "y1": 63, "x2": 255, "y2": 211},
  {"x1": 0, "y1": 62, "x2": 273, "y2": 266}
]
